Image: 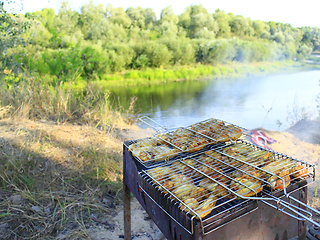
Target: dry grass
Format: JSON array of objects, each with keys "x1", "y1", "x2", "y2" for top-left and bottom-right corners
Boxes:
[
  {"x1": 0, "y1": 116, "x2": 146, "y2": 239},
  {"x1": 0, "y1": 74, "x2": 144, "y2": 239}
]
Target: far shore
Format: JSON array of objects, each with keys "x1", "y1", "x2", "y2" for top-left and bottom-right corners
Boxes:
[{"x1": 64, "y1": 60, "x2": 317, "y2": 89}]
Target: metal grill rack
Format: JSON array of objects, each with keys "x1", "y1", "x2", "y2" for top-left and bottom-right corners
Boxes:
[
  {"x1": 124, "y1": 117, "x2": 248, "y2": 168},
  {"x1": 138, "y1": 140, "x2": 318, "y2": 235}
]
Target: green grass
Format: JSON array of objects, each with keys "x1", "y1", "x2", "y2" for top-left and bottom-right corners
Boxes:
[{"x1": 90, "y1": 60, "x2": 304, "y2": 87}]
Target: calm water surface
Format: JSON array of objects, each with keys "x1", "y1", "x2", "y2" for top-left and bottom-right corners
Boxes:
[{"x1": 108, "y1": 70, "x2": 320, "y2": 131}]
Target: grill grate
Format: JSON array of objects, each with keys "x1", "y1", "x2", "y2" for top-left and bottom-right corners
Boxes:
[
  {"x1": 124, "y1": 118, "x2": 247, "y2": 168},
  {"x1": 138, "y1": 140, "x2": 315, "y2": 234}
]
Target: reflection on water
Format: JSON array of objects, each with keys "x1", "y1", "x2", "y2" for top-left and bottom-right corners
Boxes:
[{"x1": 108, "y1": 70, "x2": 320, "y2": 131}]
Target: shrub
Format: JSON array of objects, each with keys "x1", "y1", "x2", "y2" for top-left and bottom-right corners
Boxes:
[
  {"x1": 200, "y1": 39, "x2": 236, "y2": 64},
  {"x1": 131, "y1": 41, "x2": 172, "y2": 68},
  {"x1": 297, "y1": 44, "x2": 312, "y2": 60},
  {"x1": 161, "y1": 38, "x2": 196, "y2": 65},
  {"x1": 106, "y1": 44, "x2": 135, "y2": 72}
]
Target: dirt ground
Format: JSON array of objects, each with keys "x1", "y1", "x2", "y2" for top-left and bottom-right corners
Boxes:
[{"x1": 0, "y1": 119, "x2": 319, "y2": 239}]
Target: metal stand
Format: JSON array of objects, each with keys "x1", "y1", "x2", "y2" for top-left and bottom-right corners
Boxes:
[
  {"x1": 124, "y1": 181, "x2": 131, "y2": 240},
  {"x1": 123, "y1": 145, "x2": 131, "y2": 240}
]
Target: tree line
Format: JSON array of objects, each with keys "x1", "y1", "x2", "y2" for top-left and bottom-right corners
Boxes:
[{"x1": 1, "y1": 1, "x2": 320, "y2": 81}]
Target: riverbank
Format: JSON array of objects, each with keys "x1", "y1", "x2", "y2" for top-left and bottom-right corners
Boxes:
[
  {"x1": 64, "y1": 60, "x2": 312, "y2": 89},
  {"x1": 0, "y1": 116, "x2": 319, "y2": 239}
]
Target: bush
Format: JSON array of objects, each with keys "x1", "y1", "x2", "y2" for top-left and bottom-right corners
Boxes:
[
  {"x1": 200, "y1": 39, "x2": 237, "y2": 64},
  {"x1": 133, "y1": 54, "x2": 149, "y2": 69},
  {"x1": 297, "y1": 44, "x2": 312, "y2": 60},
  {"x1": 80, "y1": 46, "x2": 110, "y2": 78},
  {"x1": 161, "y1": 38, "x2": 196, "y2": 65},
  {"x1": 234, "y1": 41, "x2": 251, "y2": 62},
  {"x1": 106, "y1": 44, "x2": 135, "y2": 72},
  {"x1": 131, "y1": 41, "x2": 172, "y2": 68}
]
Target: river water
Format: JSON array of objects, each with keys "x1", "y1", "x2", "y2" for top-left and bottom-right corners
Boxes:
[{"x1": 108, "y1": 69, "x2": 320, "y2": 131}]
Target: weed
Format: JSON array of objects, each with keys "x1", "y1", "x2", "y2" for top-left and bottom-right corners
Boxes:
[
  {"x1": 286, "y1": 95, "x2": 315, "y2": 126},
  {"x1": 261, "y1": 103, "x2": 274, "y2": 129},
  {"x1": 276, "y1": 120, "x2": 283, "y2": 131}
]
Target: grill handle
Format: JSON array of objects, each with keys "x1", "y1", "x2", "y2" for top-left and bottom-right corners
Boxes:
[
  {"x1": 261, "y1": 195, "x2": 320, "y2": 228},
  {"x1": 288, "y1": 194, "x2": 320, "y2": 217},
  {"x1": 139, "y1": 116, "x2": 169, "y2": 133}
]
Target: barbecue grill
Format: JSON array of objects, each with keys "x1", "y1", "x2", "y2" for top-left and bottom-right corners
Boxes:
[{"x1": 123, "y1": 117, "x2": 320, "y2": 240}]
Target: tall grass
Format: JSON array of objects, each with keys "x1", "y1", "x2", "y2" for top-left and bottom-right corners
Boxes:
[{"x1": 0, "y1": 73, "x2": 122, "y2": 127}]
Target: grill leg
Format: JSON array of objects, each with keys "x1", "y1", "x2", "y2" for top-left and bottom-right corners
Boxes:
[{"x1": 124, "y1": 181, "x2": 131, "y2": 240}]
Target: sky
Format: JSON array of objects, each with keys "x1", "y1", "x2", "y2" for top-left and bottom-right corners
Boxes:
[{"x1": 6, "y1": 0, "x2": 320, "y2": 28}]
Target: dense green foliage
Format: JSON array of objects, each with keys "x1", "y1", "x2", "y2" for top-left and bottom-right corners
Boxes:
[{"x1": 1, "y1": 1, "x2": 320, "y2": 84}]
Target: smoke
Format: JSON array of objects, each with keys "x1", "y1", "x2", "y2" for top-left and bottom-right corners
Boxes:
[{"x1": 286, "y1": 119, "x2": 320, "y2": 144}]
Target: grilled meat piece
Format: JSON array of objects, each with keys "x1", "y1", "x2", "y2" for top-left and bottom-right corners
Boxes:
[
  {"x1": 172, "y1": 183, "x2": 199, "y2": 199},
  {"x1": 199, "y1": 179, "x2": 229, "y2": 197},
  {"x1": 261, "y1": 160, "x2": 294, "y2": 190},
  {"x1": 194, "y1": 194, "x2": 218, "y2": 218},
  {"x1": 267, "y1": 170, "x2": 291, "y2": 190},
  {"x1": 230, "y1": 176, "x2": 263, "y2": 198},
  {"x1": 179, "y1": 193, "x2": 218, "y2": 219},
  {"x1": 290, "y1": 164, "x2": 309, "y2": 179}
]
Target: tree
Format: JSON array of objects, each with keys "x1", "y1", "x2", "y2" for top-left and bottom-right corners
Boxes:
[
  {"x1": 78, "y1": 1, "x2": 105, "y2": 36},
  {"x1": 230, "y1": 16, "x2": 254, "y2": 37},
  {"x1": 19, "y1": 16, "x2": 52, "y2": 46},
  {"x1": 200, "y1": 39, "x2": 236, "y2": 64},
  {"x1": 296, "y1": 44, "x2": 312, "y2": 59},
  {"x1": 188, "y1": 4, "x2": 218, "y2": 38},
  {"x1": 311, "y1": 28, "x2": 320, "y2": 51},
  {"x1": 55, "y1": 0, "x2": 79, "y2": 36},
  {"x1": 161, "y1": 38, "x2": 195, "y2": 64},
  {"x1": 272, "y1": 32, "x2": 285, "y2": 44},
  {"x1": 32, "y1": 8, "x2": 56, "y2": 33},
  {"x1": 85, "y1": 18, "x2": 126, "y2": 43},
  {"x1": 178, "y1": 6, "x2": 191, "y2": 30},
  {"x1": 131, "y1": 41, "x2": 172, "y2": 68},
  {"x1": 144, "y1": 8, "x2": 157, "y2": 27},
  {"x1": 260, "y1": 31, "x2": 270, "y2": 39},
  {"x1": 126, "y1": 7, "x2": 145, "y2": 29},
  {"x1": 159, "y1": 21, "x2": 178, "y2": 38},
  {"x1": 105, "y1": 4, "x2": 131, "y2": 28},
  {"x1": 267, "y1": 21, "x2": 282, "y2": 35},
  {"x1": 160, "y1": 6, "x2": 178, "y2": 25},
  {"x1": 213, "y1": 9, "x2": 232, "y2": 38},
  {"x1": 0, "y1": 0, "x2": 27, "y2": 74},
  {"x1": 301, "y1": 27, "x2": 314, "y2": 47},
  {"x1": 252, "y1": 20, "x2": 269, "y2": 37}
]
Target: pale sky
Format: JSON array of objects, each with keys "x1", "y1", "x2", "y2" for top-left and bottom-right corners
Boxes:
[{"x1": 7, "y1": 0, "x2": 320, "y2": 28}]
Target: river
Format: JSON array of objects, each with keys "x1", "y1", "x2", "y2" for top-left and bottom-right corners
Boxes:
[{"x1": 108, "y1": 69, "x2": 320, "y2": 131}]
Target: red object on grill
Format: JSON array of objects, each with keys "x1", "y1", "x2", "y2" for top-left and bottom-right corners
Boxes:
[{"x1": 251, "y1": 130, "x2": 277, "y2": 149}]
